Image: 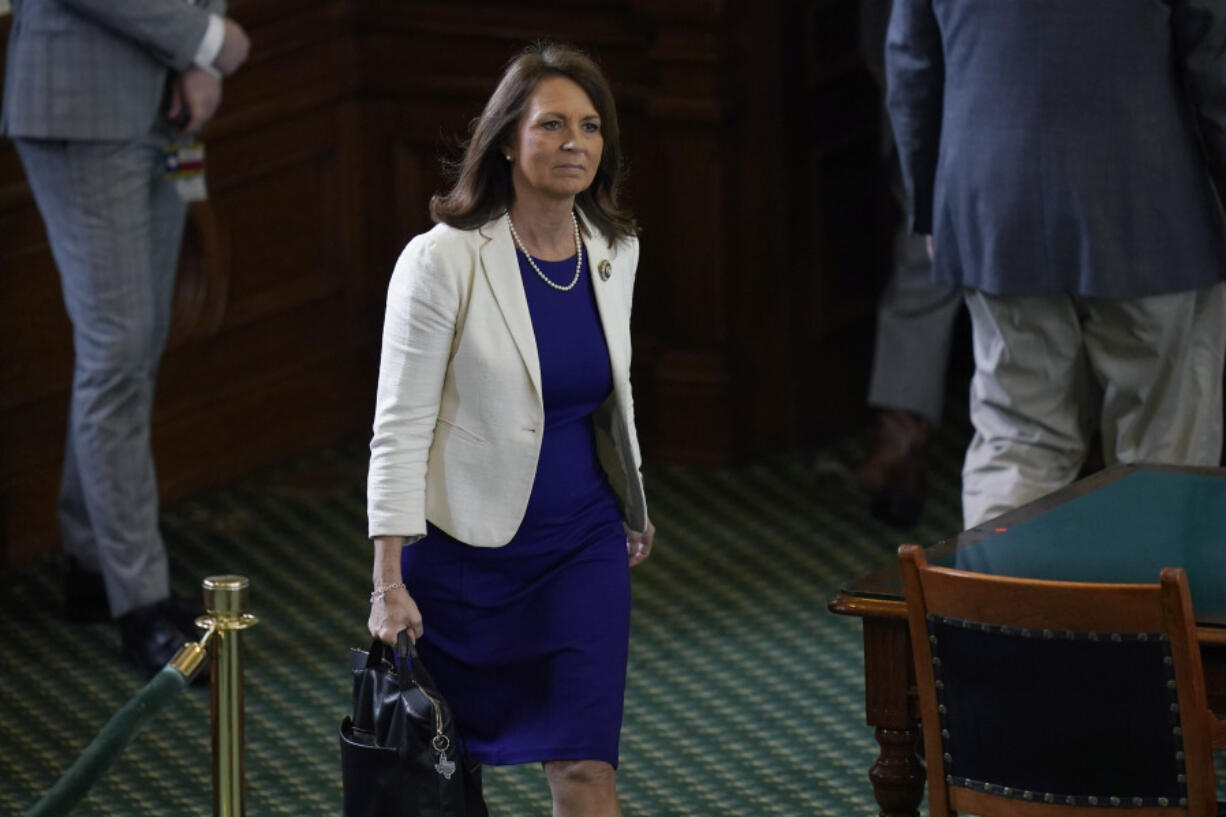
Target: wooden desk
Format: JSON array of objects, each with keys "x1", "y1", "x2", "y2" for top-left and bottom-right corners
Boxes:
[{"x1": 828, "y1": 464, "x2": 1226, "y2": 817}]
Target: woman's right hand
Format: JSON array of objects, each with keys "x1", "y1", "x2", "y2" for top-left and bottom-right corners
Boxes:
[
  {"x1": 369, "y1": 586, "x2": 424, "y2": 646},
  {"x1": 369, "y1": 535, "x2": 423, "y2": 645}
]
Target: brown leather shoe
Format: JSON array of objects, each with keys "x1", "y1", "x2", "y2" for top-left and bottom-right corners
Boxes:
[{"x1": 851, "y1": 410, "x2": 934, "y2": 526}]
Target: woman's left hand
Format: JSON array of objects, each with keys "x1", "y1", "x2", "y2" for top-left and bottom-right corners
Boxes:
[{"x1": 626, "y1": 519, "x2": 655, "y2": 567}]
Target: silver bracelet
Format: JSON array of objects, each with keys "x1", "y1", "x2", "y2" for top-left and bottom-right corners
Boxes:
[{"x1": 369, "y1": 582, "x2": 406, "y2": 604}]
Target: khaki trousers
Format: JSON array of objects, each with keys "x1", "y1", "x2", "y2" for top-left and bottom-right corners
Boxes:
[{"x1": 962, "y1": 284, "x2": 1226, "y2": 529}]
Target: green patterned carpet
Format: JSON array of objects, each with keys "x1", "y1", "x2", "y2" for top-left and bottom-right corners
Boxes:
[{"x1": 0, "y1": 423, "x2": 1029, "y2": 816}]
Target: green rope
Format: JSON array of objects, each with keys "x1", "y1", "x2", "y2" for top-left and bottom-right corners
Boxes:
[{"x1": 25, "y1": 667, "x2": 189, "y2": 817}]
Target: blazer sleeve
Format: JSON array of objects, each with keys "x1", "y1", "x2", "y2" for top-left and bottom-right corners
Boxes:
[
  {"x1": 1172, "y1": 0, "x2": 1226, "y2": 204},
  {"x1": 622, "y1": 237, "x2": 643, "y2": 475},
  {"x1": 885, "y1": 0, "x2": 944, "y2": 235},
  {"x1": 367, "y1": 234, "x2": 462, "y2": 542},
  {"x1": 51, "y1": 0, "x2": 217, "y2": 71}
]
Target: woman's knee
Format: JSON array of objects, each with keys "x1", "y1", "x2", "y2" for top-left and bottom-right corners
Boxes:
[{"x1": 544, "y1": 759, "x2": 616, "y2": 791}]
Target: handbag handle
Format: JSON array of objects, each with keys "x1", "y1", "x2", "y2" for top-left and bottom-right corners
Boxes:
[
  {"x1": 361, "y1": 635, "x2": 417, "y2": 692},
  {"x1": 361, "y1": 631, "x2": 446, "y2": 695},
  {"x1": 396, "y1": 630, "x2": 445, "y2": 693}
]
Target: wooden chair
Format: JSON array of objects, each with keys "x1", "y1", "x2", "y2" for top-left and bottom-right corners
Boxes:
[{"x1": 899, "y1": 545, "x2": 1226, "y2": 817}]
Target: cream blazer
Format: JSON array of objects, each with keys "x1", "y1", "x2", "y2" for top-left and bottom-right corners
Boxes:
[{"x1": 367, "y1": 211, "x2": 648, "y2": 547}]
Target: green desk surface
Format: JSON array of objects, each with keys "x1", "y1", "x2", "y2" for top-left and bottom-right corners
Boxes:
[{"x1": 842, "y1": 465, "x2": 1226, "y2": 628}]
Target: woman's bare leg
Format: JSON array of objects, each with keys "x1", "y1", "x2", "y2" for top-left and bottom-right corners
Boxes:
[{"x1": 544, "y1": 760, "x2": 622, "y2": 817}]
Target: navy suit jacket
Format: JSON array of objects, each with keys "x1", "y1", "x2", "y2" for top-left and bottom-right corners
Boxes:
[{"x1": 886, "y1": 0, "x2": 1226, "y2": 297}]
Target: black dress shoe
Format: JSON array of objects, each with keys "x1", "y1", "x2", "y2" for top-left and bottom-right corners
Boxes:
[
  {"x1": 64, "y1": 558, "x2": 112, "y2": 623},
  {"x1": 119, "y1": 602, "x2": 191, "y2": 680},
  {"x1": 158, "y1": 593, "x2": 207, "y2": 641}
]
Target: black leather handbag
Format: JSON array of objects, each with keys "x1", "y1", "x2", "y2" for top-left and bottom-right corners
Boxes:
[{"x1": 339, "y1": 631, "x2": 488, "y2": 817}]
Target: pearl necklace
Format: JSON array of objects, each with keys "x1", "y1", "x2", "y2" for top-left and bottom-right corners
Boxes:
[{"x1": 507, "y1": 211, "x2": 583, "y2": 292}]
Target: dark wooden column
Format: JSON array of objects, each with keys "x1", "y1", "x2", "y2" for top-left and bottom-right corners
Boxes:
[{"x1": 624, "y1": 1, "x2": 742, "y2": 464}]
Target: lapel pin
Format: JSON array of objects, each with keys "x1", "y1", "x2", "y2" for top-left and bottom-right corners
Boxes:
[{"x1": 597, "y1": 259, "x2": 613, "y2": 281}]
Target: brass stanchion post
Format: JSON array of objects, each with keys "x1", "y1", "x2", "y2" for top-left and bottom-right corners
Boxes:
[{"x1": 203, "y1": 575, "x2": 258, "y2": 817}]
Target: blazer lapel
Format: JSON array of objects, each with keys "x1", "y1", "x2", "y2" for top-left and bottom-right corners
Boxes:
[
  {"x1": 581, "y1": 211, "x2": 630, "y2": 391},
  {"x1": 479, "y1": 214, "x2": 543, "y2": 401}
]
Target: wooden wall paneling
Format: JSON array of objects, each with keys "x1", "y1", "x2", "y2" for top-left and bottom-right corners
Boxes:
[
  {"x1": 725, "y1": 0, "x2": 795, "y2": 457},
  {"x1": 785, "y1": 0, "x2": 888, "y2": 447},
  {"x1": 624, "y1": 0, "x2": 740, "y2": 464},
  {"x1": 0, "y1": 162, "x2": 73, "y2": 411},
  {"x1": 0, "y1": 126, "x2": 74, "y2": 569}
]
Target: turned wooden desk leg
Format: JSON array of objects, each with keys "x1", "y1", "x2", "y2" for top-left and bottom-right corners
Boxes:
[
  {"x1": 869, "y1": 727, "x2": 925, "y2": 817},
  {"x1": 863, "y1": 618, "x2": 925, "y2": 817}
]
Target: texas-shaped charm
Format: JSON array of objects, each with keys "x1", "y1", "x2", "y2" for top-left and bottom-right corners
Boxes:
[{"x1": 434, "y1": 752, "x2": 457, "y2": 780}]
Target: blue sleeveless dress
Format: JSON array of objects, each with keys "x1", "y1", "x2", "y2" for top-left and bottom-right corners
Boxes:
[{"x1": 401, "y1": 247, "x2": 631, "y2": 767}]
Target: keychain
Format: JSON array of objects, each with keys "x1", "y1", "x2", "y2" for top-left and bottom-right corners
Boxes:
[{"x1": 432, "y1": 734, "x2": 456, "y2": 780}]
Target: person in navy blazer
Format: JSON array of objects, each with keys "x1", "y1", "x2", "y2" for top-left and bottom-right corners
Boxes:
[
  {"x1": 366, "y1": 43, "x2": 654, "y2": 816},
  {"x1": 887, "y1": 0, "x2": 1226, "y2": 527}
]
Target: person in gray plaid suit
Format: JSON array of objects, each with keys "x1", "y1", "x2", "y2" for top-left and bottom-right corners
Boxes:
[{"x1": 2, "y1": 0, "x2": 250, "y2": 676}]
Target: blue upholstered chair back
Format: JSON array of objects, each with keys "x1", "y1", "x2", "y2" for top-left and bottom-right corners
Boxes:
[
  {"x1": 927, "y1": 614, "x2": 1185, "y2": 807},
  {"x1": 898, "y1": 545, "x2": 1222, "y2": 817}
]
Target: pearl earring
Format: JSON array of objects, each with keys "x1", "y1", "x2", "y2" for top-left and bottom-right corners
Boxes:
[{"x1": 505, "y1": 154, "x2": 512, "y2": 162}]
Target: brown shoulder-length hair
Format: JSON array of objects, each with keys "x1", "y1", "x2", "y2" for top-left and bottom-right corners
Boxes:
[{"x1": 429, "y1": 42, "x2": 636, "y2": 245}]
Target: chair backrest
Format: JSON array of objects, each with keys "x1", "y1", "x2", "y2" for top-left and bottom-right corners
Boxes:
[{"x1": 898, "y1": 545, "x2": 1215, "y2": 817}]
